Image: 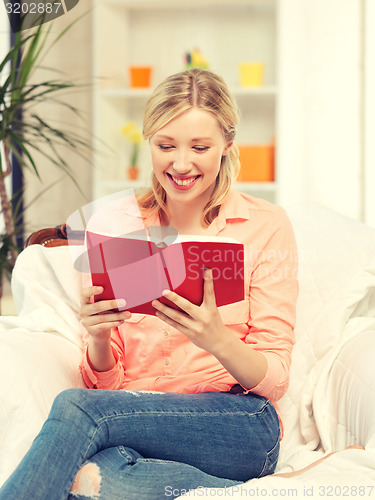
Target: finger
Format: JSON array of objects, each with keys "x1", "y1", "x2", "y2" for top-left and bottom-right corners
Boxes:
[
  {"x1": 84, "y1": 320, "x2": 125, "y2": 335},
  {"x1": 81, "y1": 286, "x2": 103, "y2": 305},
  {"x1": 154, "y1": 308, "x2": 191, "y2": 336},
  {"x1": 81, "y1": 310, "x2": 131, "y2": 331},
  {"x1": 83, "y1": 297, "x2": 127, "y2": 317},
  {"x1": 83, "y1": 310, "x2": 130, "y2": 327},
  {"x1": 202, "y1": 268, "x2": 217, "y2": 306},
  {"x1": 159, "y1": 290, "x2": 197, "y2": 317},
  {"x1": 152, "y1": 298, "x2": 193, "y2": 326}
]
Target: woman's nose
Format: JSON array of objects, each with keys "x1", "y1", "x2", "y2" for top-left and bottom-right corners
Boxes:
[{"x1": 171, "y1": 149, "x2": 192, "y2": 173}]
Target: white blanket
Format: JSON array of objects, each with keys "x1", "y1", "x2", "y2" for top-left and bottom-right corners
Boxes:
[
  {"x1": 0, "y1": 245, "x2": 85, "y2": 484},
  {"x1": 1, "y1": 203, "x2": 375, "y2": 493},
  {"x1": 181, "y1": 204, "x2": 375, "y2": 496},
  {"x1": 180, "y1": 448, "x2": 375, "y2": 499}
]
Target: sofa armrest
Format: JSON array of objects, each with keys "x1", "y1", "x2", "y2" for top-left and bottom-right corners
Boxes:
[
  {"x1": 327, "y1": 330, "x2": 375, "y2": 449},
  {"x1": 0, "y1": 331, "x2": 83, "y2": 485},
  {"x1": 24, "y1": 224, "x2": 84, "y2": 248}
]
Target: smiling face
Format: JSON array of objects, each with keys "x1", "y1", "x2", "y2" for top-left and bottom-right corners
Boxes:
[{"x1": 149, "y1": 107, "x2": 232, "y2": 212}]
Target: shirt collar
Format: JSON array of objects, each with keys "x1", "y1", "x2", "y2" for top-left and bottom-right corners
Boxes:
[
  {"x1": 123, "y1": 189, "x2": 250, "y2": 231},
  {"x1": 219, "y1": 190, "x2": 252, "y2": 221},
  {"x1": 119, "y1": 194, "x2": 161, "y2": 226},
  {"x1": 211, "y1": 190, "x2": 251, "y2": 233}
]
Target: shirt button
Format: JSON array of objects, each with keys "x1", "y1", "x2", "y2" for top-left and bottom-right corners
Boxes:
[
  {"x1": 163, "y1": 331, "x2": 169, "y2": 338},
  {"x1": 164, "y1": 358, "x2": 170, "y2": 365}
]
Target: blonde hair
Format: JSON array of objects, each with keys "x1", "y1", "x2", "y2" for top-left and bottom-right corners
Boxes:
[{"x1": 137, "y1": 68, "x2": 240, "y2": 226}]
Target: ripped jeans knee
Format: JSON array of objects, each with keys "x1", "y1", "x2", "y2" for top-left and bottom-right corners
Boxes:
[
  {"x1": 67, "y1": 446, "x2": 241, "y2": 500},
  {"x1": 69, "y1": 462, "x2": 102, "y2": 500},
  {"x1": 68, "y1": 447, "x2": 143, "y2": 500}
]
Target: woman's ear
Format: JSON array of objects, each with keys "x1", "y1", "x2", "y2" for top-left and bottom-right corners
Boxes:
[{"x1": 223, "y1": 141, "x2": 233, "y2": 157}]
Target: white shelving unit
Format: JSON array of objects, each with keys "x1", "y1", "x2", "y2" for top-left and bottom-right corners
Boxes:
[{"x1": 92, "y1": 0, "x2": 278, "y2": 201}]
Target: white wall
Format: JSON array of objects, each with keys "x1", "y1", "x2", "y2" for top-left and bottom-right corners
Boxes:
[
  {"x1": 3, "y1": 1, "x2": 373, "y2": 227},
  {"x1": 278, "y1": 0, "x2": 363, "y2": 221},
  {"x1": 364, "y1": 0, "x2": 375, "y2": 227}
]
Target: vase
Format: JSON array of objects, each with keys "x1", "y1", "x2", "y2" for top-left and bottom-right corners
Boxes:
[
  {"x1": 238, "y1": 62, "x2": 264, "y2": 88},
  {"x1": 129, "y1": 66, "x2": 153, "y2": 88},
  {"x1": 237, "y1": 145, "x2": 274, "y2": 182},
  {"x1": 128, "y1": 165, "x2": 139, "y2": 180}
]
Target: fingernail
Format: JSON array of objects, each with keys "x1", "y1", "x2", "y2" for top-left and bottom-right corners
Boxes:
[
  {"x1": 117, "y1": 298, "x2": 126, "y2": 307},
  {"x1": 95, "y1": 286, "x2": 103, "y2": 293},
  {"x1": 161, "y1": 289, "x2": 171, "y2": 296}
]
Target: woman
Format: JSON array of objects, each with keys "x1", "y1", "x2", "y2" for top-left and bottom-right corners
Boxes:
[{"x1": 0, "y1": 68, "x2": 298, "y2": 500}]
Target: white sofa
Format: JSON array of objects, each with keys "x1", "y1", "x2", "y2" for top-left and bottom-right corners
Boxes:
[{"x1": 1, "y1": 202, "x2": 375, "y2": 496}]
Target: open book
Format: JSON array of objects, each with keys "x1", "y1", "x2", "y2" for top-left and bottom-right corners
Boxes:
[{"x1": 87, "y1": 228, "x2": 245, "y2": 316}]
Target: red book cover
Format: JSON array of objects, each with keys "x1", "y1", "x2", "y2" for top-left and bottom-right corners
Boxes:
[{"x1": 87, "y1": 230, "x2": 244, "y2": 316}]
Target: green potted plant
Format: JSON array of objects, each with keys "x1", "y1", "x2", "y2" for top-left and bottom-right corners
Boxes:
[{"x1": 0, "y1": 13, "x2": 92, "y2": 303}]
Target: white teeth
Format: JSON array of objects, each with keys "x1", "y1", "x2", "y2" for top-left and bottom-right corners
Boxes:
[{"x1": 171, "y1": 176, "x2": 197, "y2": 186}]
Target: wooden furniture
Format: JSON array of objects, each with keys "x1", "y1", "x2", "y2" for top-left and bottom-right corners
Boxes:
[{"x1": 24, "y1": 225, "x2": 84, "y2": 248}]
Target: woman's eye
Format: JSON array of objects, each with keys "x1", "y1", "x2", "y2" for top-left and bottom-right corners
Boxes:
[
  {"x1": 158, "y1": 144, "x2": 173, "y2": 151},
  {"x1": 193, "y1": 146, "x2": 209, "y2": 152}
]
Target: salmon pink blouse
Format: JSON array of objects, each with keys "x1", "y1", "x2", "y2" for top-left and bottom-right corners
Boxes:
[{"x1": 79, "y1": 190, "x2": 298, "y2": 435}]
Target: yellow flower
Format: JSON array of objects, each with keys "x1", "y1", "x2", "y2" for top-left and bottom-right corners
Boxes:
[
  {"x1": 121, "y1": 121, "x2": 143, "y2": 166},
  {"x1": 121, "y1": 122, "x2": 142, "y2": 144},
  {"x1": 130, "y1": 130, "x2": 143, "y2": 145}
]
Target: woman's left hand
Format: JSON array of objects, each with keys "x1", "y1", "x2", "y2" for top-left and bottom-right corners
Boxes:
[{"x1": 151, "y1": 268, "x2": 229, "y2": 354}]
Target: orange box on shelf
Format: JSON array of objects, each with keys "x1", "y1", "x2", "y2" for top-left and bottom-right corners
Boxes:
[
  {"x1": 129, "y1": 66, "x2": 153, "y2": 88},
  {"x1": 237, "y1": 144, "x2": 275, "y2": 182}
]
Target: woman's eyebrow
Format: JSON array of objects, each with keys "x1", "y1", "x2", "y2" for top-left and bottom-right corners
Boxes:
[
  {"x1": 191, "y1": 137, "x2": 213, "y2": 142},
  {"x1": 153, "y1": 134, "x2": 213, "y2": 142},
  {"x1": 153, "y1": 135, "x2": 174, "y2": 141}
]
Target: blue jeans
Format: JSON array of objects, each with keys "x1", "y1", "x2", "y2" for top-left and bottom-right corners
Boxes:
[{"x1": 0, "y1": 388, "x2": 280, "y2": 500}]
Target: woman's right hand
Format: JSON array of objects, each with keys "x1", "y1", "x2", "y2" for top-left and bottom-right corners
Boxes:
[{"x1": 80, "y1": 286, "x2": 131, "y2": 341}]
